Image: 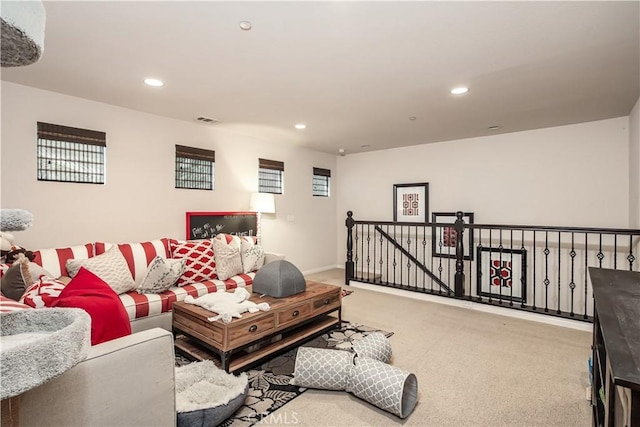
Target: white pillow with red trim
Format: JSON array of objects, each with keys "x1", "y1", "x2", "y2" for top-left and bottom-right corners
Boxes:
[
  {"x1": 20, "y1": 277, "x2": 66, "y2": 308},
  {"x1": 65, "y1": 245, "x2": 136, "y2": 294},
  {"x1": 239, "y1": 236, "x2": 265, "y2": 274},
  {"x1": 171, "y1": 239, "x2": 216, "y2": 286},
  {"x1": 212, "y1": 234, "x2": 243, "y2": 281}
]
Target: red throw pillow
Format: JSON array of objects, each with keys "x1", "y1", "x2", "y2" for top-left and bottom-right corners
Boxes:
[{"x1": 50, "y1": 267, "x2": 131, "y2": 345}]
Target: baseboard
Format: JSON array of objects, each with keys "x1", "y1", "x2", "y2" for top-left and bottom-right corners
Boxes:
[
  {"x1": 349, "y1": 281, "x2": 592, "y2": 332},
  {"x1": 302, "y1": 265, "x2": 343, "y2": 276}
]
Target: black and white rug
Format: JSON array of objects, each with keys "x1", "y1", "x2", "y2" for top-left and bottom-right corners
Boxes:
[{"x1": 175, "y1": 323, "x2": 393, "y2": 427}]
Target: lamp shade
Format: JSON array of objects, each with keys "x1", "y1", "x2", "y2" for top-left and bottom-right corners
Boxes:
[{"x1": 250, "y1": 193, "x2": 275, "y2": 213}]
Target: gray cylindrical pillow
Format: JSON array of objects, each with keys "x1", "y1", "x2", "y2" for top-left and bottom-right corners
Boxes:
[
  {"x1": 346, "y1": 357, "x2": 418, "y2": 419},
  {"x1": 292, "y1": 347, "x2": 355, "y2": 390},
  {"x1": 351, "y1": 332, "x2": 392, "y2": 363}
]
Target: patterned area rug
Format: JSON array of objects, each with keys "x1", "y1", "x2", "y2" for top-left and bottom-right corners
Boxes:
[{"x1": 175, "y1": 322, "x2": 392, "y2": 427}]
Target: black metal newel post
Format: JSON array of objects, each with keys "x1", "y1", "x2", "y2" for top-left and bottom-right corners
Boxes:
[
  {"x1": 345, "y1": 211, "x2": 355, "y2": 285},
  {"x1": 454, "y1": 211, "x2": 465, "y2": 297}
]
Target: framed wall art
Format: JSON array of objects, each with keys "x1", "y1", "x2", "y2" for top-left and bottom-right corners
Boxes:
[
  {"x1": 393, "y1": 182, "x2": 429, "y2": 223},
  {"x1": 186, "y1": 211, "x2": 258, "y2": 240},
  {"x1": 476, "y1": 247, "x2": 527, "y2": 303},
  {"x1": 431, "y1": 212, "x2": 475, "y2": 260}
]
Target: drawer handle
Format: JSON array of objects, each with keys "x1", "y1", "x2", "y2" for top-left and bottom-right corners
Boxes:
[
  {"x1": 324, "y1": 298, "x2": 331, "y2": 305},
  {"x1": 292, "y1": 310, "x2": 300, "y2": 317},
  {"x1": 249, "y1": 325, "x2": 258, "y2": 333}
]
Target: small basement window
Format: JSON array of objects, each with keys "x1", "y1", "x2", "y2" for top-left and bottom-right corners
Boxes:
[
  {"x1": 37, "y1": 122, "x2": 106, "y2": 184},
  {"x1": 175, "y1": 145, "x2": 215, "y2": 190},
  {"x1": 312, "y1": 167, "x2": 330, "y2": 197},
  {"x1": 258, "y1": 158, "x2": 284, "y2": 194}
]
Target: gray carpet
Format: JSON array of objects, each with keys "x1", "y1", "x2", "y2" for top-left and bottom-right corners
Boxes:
[{"x1": 279, "y1": 269, "x2": 594, "y2": 427}]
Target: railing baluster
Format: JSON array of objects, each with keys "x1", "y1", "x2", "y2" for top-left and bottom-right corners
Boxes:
[
  {"x1": 366, "y1": 223, "x2": 371, "y2": 281},
  {"x1": 533, "y1": 230, "x2": 537, "y2": 311},
  {"x1": 584, "y1": 233, "x2": 589, "y2": 320},
  {"x1": 520, "y1": 230, "x2": 526, "y2": 309},
  {"x1": 509, "y1": 229, "x2": 514, "y2": 307},
  {"x1": 597, "y1": 234, "x2": 604, "y2": 268},
  {"x1": 557, "y1": 231, "x2": 561, "y2": 315},
  {"x1": 629, "y1": 235, "x2": 636, "y2": 271},
  {"x1": 569, "y1": 232, "x2": 576, "y2": 317},
  {"x1": 544, "y1": 231, "x2": 550, "y2": 312},
  {"x1": 392, "y1": 224, "x2": 397, "y2": 286}
]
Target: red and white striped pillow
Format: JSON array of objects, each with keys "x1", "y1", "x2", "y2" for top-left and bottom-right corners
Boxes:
[
  {"x1": 0, "y1": 295, "x2": 31, "y2": 313},
  {"x1": 32, "y1": 244, "x2": 94, "y2": 277},
  {"x1": 94, "y1": 238, "x2": 171, "y2": 285},
  {"x1": 20, "y1": 277, "x2": 67, "y2": 308},
  {"x1": 171, "y1": 239, "x2": 216, "y2": 286}
]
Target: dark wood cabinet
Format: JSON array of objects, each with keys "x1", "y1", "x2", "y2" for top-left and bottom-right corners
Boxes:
[{"x1": 589, "y1": 268, "x2": 640, "y2": 427}]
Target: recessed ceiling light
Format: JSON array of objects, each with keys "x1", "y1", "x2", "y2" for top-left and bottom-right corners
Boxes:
[
  {"x1": 361, "y1": 144, "x2": 370, "y2": 148},
  {"x1": 239, "y1": 21, "x2": 252, "y2": 31},
  {"x1": 144, "y1": 78, "x2": 164, "y2": 87},
  {"x1": 450, "y1": 86, "x2": 469, "y2": 95},
  {"x1": 409, "y1": 116, "x2": 417, "y2": 121},
  {"x1": 294, "y1": 123, "x2": 306, "y2": 130},
  {"x1": 488, "y1": 125, "x2": 501, "y2": 130}
]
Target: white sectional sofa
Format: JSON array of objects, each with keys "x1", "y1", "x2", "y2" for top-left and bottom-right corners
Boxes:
[{"x1": 0, "y1": 235, "x2": 281, "y2": 426}]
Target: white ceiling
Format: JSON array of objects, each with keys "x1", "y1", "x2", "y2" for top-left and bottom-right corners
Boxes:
[{"x1": 2, "y1": 1, "x2": 639, "y2": 155}]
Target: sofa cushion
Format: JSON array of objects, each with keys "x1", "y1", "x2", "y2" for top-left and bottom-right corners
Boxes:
[
  {"x1": 171, "y1": 239, "x2": 217, "y2": 286},
  {"x1": 1, "y1": 257, "x2": 52, "y2": 301},
  {"x1": 212, "y1": 234, "x2": 243, "y2": 281},
  {"x1": 119, "y1": 272, "x2": 256, "y2": 321},
  {"x1": 50, "y1": 267, "x2": 131, "y2": 345},
  {"x1": 0, "y1": 295, "x2": 31, "y2": 312},
  {"x1": 20, "y1": 276, "x2": 67, "y2": 308},
  {"x1": 66, "y1": 246, "x2": 137, "y2": 295},
  {"x1": 239, "y1": 236, "x2": 265, "y2": 274},
  {"x1": 32, "y1": 243, "x2": 94, "y2": 277},
  {"x1": 94, "y1": 238, "x2": 172, "y2": 285}
]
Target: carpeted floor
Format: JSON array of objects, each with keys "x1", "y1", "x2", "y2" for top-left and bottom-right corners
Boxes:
[{"x1": 175, "y1": 322, "x2": 392, "y2": 427}]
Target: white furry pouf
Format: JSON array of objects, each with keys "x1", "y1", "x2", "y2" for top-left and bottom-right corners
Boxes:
[{"x1": 175, "y1": 359, "x2": 248, "y2": 423}]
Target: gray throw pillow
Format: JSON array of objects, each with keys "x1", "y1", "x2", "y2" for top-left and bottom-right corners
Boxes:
[{"x1": 0, "y1": 258, "x2": 52, "y2": 301}]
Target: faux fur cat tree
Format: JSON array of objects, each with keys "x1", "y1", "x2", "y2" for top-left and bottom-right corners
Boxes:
[{"x1": 0, "y1": 208, "x2": 35, "y2": 262}]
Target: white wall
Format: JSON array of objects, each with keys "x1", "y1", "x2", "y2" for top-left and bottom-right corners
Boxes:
[
  {"x1": 629, "y1": 97, "x2": 640, "y2": 228},
  {"x1": 336, "y1": 118, "x2": 630, "y2": 263},
  {"x1": 0, "y1": 82, "x2": 337, "y2": 273}
]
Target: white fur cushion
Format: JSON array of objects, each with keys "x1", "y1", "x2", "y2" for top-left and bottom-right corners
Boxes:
[
  {"x1": 240, "y1": 236, "x2": 265, "y2": 274},
  {"x1": 212, "y1": 234, "x2": 243, "y2": 281},
  {"x1": 137, "y1": 256, "x2": 186, "y2": 294},
  {"x1": 66, "y1": 246, "x2": 136, "y2": 294}
]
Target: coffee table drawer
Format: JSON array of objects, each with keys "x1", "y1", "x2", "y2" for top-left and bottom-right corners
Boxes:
[
  {"x1": 278, "y1": 302, "x2": 313, "y2": 328},
  {"x1": 312, "y1": 293, "x2": 341, "y2": 314},
  {"x1": 227, "y1": 314, "x2": 276, "y2": 349}
]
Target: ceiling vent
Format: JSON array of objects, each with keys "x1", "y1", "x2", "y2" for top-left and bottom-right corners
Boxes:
[{"x1": 196, "y1": 116, "x2": 219, "y2": 124}]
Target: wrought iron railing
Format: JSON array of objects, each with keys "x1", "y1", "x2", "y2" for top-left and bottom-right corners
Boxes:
[{"x1": 345, "y1": 211, "x2": 640, "y2": 322}]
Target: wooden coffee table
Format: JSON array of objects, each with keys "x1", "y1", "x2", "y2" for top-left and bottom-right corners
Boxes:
[{"x1": 172, "y1": 281, "x2": 342, "y2": 373}]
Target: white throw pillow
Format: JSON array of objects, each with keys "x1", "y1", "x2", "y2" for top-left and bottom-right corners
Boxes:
[
  {"x1": 137, "y1": 256, "x2": 186, "y2": 294},
  {"x1": 212, "y1": 234, "x2": 243, "y2": 281},
  {"x1": 240, "y1": 236, "x2": 265, "y2": 274},
  {"x1": 66, "y1": 245, "x2": 136, "y2": 294}
]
